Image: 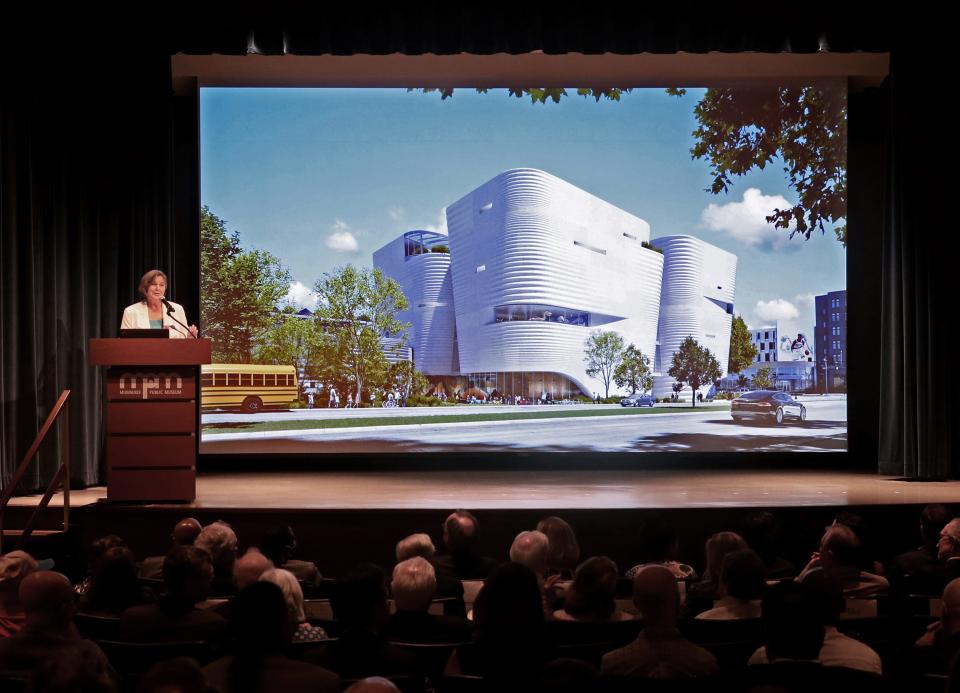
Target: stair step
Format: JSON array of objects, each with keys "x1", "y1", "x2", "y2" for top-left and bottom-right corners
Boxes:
[{"x1": 1, "y1": 529, "x2": 66, "y2": 537}]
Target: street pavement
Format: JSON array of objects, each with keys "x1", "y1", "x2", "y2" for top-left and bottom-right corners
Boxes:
[{"x1": 201, "y1": 395, "x2": 847, "y2": 454}]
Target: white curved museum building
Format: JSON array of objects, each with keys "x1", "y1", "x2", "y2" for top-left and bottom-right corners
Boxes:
[{"x1": 373, "y1": 169, "x2": 736, "y2": 400}]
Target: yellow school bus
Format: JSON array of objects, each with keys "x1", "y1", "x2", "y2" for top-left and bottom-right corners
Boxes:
[{"x1": 200, "y1": 364, "x2": 298, "y2": 413}]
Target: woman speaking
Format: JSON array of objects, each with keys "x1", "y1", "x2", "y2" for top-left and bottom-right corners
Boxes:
[{"x1": 120, "y1": 269, "x2": 198, "y2": 338}]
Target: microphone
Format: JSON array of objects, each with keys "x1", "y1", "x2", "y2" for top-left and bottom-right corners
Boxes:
[{"x1": 161, "y1": 298, "x2": 198, "y2": 338}]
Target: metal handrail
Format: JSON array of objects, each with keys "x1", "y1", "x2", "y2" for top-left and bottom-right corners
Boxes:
[{"x1": 0, "y1": 389, "x2": 71, "y2": 553}]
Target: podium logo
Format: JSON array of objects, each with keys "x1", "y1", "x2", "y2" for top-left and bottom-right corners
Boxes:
[{"x1": 118, "y1": 372, "x2": 184, "y2": 399}]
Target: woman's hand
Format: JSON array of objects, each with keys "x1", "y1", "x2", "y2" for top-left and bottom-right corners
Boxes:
[{"x1": 188, "y1": 324, "x2": 199, "y2": 338}]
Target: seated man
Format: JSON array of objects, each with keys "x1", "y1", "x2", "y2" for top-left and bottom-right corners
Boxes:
[
  {"x1": 601, "y1": 565, "x2": 718, "y2": 679},
  {"x1": 695, "y1": 548, "x2": 766, "y2": 621},
  {"x1": 915, "y1": 577, "x2": 960, "y2": 670},
  {"x1": 433, "y1": 510, "x2": 499, "y2": 580},
  {"x1": 119, "y1": 545, "x2": 226, "y2": 643},
  {"x1": 396, "y1": 533, "x2": 465, "y2": 616},
  {"x1": 0, "y1": 571, "x2": 114, "y2": 683},
  {"x1": 139, "y1": 517, "x2": 202, "y2": 580},
  {"x1": 384, "y1": 557, "x2": 471, "y2": 643},
  {"x1": 259, "y1": 525, "x2": 322, "y2": 587},
  {"x1": 212, "y1": 548, "x2": 273, "y2": 619},
  {"x1": 888, "y1": 504, "x2": 953, "y2": 595},
  {"x1": 509, "y1": 531, "x2": 549, "y2": 581},
  {"x1": 749, "y1": 570, "x2": 882, "y2": 674},
  {"x1": 799, "y1": 524, "x2": 888, "y2": 597},
  {"x1": 0, "y1": 551, "x2": 38, "y2": 637}
]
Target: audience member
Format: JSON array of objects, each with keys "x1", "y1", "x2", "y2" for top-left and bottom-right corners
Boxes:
[
  {"x1": 433, "y1": 510, "x2": 499, "y2": 580},
  {"x1": 554, "y1": 556, "x2": 632, "y2": 622},
  {"x1": 799, "y1": 524, "x2": 889, "y2": 596},
  {"x1": 195, "y1": 521, "x2": 239, "y2": 597},
  {"x1": 30, "y1": 641, "x2": 119, "y2": 693},
  {"x1": 456, "y1": 562, "x2": 550, "y2": 684},
  {"x1": 0, "y1": 551, "x2": 37, "y2": 637},
  {"x1": 259, "y1": 525, "x2": 322, "y2": 587},
  {"x1": 75, "y1": 535, "x2": 127, "y2": 595},
  {"x1": 203, "y1": 582, "x2": 339, "y2": 693},
  {"x1": 536, "y1": 516, "x2": 581, "y2": 579},
  {"x1": 119, "y1": 545, "x2": 226, "y2": 643},
  {"x1": 509, "y1": 530, "x2": 549, "y2": 578},
  {"x1": 741, "y1": 511, "x2": 795, "y2": 579},
  {"x1": 384, "y1": 557, "x2": 471, "y2": 643},
  {"x1": 916, "y1": 577, "x2": 960, "y2": 668},
  {"x1": 211, "y1": 549, "x2": 274, "y2": 619},
  {"x1": 78, "y1": 546, "x2": 155, "y2": 616},
  {"x1": 939, "y1": 520, "x2": 960, "y2": 577},
  {"x1": 395, "y1": 533, "x2": 435, "y2": 562},
  {"x1": 695, "y1": 548, "x2": 766, "y2": 620},
  {"x1": 0, "y1": 571, "x2": 114, "y2": 682},
  {"x1": 688, "y1": 531, "x2": 748, "y2": 603},
  {"x1": 749, "y1": 570, "x2": 882, "y2": 673},
  {"x1": 140, "y1": 518, "x2": 202, "y2": 580},
  {"x1": 601, "y1": 565, "x2": 718, "y2": 679},
  {"x1": 624, "y1": 513, "x2": 697, "y2": 581},
  {"x1": 259, "y1": 567, "x2": 328, "y2": 643},
  {"x1": 889, "y1": 504, "x2": 954, "y2": 595},
  {"x1": 304, "y1": 563, "x2": 416, "y2": 678},
  {"x1": 831, "y1": 511, "x2": 885, "y2": 575}
]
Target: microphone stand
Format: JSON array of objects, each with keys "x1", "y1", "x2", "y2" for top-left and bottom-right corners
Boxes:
[{"x1": 161, "y1": 298, "x2": 198, "y2": 338}]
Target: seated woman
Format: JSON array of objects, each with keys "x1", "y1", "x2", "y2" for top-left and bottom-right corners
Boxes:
[
  {"x1": 78, "y1": 546, "x2": 155, "y2": 617},
  {"x1": 688, "y1": 531, "x2": 748, "y2": 603},
  {"x1": 259, "y1": 568, "x2": 329, "y2": 643},
  {"x1": 553, "y1": 557, "x2": 633, "y2": 622},
  {"x1": 536, "y1": 516, "x2": 580, "y2": 581}
]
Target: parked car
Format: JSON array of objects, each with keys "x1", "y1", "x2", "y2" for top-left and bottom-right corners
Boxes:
[
  {"x1": 731, "y1": 390, "x2": 806, "y2": 425},
  {"x1": 621, "y1": 392, "x2": 655, "y2": 407}
]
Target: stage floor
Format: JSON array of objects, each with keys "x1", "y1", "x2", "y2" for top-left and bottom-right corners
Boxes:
[{"x1": 10, "y1": 469, "x2": 960, "y2": 510}]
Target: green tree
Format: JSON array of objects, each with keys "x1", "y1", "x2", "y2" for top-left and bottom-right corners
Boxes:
[
  {"x1": 613, "y1": 344, "x2": 653, "y2": 394},
  {"x1": 417, "y1": 86, "x2": 846, "y2": 244},
  {"x1": 668, "y1": 337, "x2": 722, "y2": 408},
  {"x1": 753, "y1": 365, "x2": 775, "y2": 390},
  {"x1": 256, "y1": 309, "x2": 330, "y2": 394},
  {"x1": 386, "y1": 360, "x2": 429, "y2": 406},
  {"x1": 313, "y1": 265, "x2": 409, "y2": 405},
  {"x1": 737, "y1": 374, "x2": 749, "y2": 389},
  {"x1": 728, "y1": 315, "x2": 758, "y2": 375},
  {"x1": 583, "y1": 331, "x2": 626, "y2": 399},
  {"x1": 200, "y1": 206, "x2": 291, "y2": 362}
]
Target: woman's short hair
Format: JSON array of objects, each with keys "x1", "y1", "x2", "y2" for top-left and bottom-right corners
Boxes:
[
  {"x1": 138, "y1": 269, "x2": 168, "y2": 299},
  {"x1": 396, "y1": 533, "x2": 436, "y2": 562},
  {"x1": 536, "y1": 516, "x2": 581, "y2": 574},
  {"x1": 259, "y1": 568, "x2": 305, "y2": 623}
]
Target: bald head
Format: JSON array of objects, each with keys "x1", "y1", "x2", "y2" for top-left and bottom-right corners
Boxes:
[
  {"x1": 345, "y1": 677, "x2": 400, "y2": 693},
  {"x1": 939, "y1": 519, "x2": 960, "y2": 562},
  {"x1": 234, "y1": 548, "x2": 274, "y2": 590},
  {"x1": 632, "y1": 565, "x2": 680, "y2": 626},
  {"x1": 443, "y1": 510, "x2": 479, "y2": 552},
  {"x1": 19, "y1": 571, "x2": 75, "y2": 629},
  {"x1": 173, "y1": 517, "x2": 202, "y2": 546}
]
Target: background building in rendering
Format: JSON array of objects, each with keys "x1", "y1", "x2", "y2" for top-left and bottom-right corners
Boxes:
[
  {"x1": 729, "y1": 323, "x2": 816, "y2": 392},
  {"x1": 815, "y1": 289, "x2": 847, "y2": 391},
  {"x1": 652, "y1": 235, "x2": 738, "y2": 400}
]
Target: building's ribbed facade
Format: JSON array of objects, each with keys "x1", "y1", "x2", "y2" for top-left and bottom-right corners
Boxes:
[{"x1": 374, "y1": 169, "x2": 737, "y2": 399}]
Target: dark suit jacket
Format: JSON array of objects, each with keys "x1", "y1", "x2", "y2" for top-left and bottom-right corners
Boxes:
[
  {"x1": 303, "y1": 628, "x2": 418, "y2": 679},
  {"x1": 0, "y1": 628, "x2": 114, "y2": 681},
  {"x1": 203, "y1": 654, "x2": 339, "y2": 693}
]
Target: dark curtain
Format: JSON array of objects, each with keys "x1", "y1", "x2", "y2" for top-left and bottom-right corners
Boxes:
[
  {"x1": 877, "y1": 46, "x2": 956, "y2": 477},
  {"x1": 0, "y1": 35, "x2": 198, "y2": 488}
]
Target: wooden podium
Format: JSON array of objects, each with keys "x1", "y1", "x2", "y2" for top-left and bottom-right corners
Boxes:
[{"x1": 89, "y1": 339, "x2": 211, "y2": 501}]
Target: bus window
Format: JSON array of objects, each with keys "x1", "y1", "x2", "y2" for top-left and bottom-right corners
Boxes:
[
  {"x1": 201, "y1": 374, "x2": 213, "y2": 387},
  {"x1": 265, "y1": 374, "x2": 275, "y2": 387},
  {"x1": 228, "y1": 373, "x2": 240, "y2": 387},
  {"x1": 240, "y1": 374, "x2": 252, "y2": 387},
  {"x1": 253, "y1": 374, "x2": 264, "y2": 387},
  {"x1": 214, "y1": 373, "x2": 226, "y2": 387}
]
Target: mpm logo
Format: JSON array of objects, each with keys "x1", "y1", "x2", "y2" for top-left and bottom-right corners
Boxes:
[{"x1": 118, "y1": 372, "x2": 184, "y2": 399}]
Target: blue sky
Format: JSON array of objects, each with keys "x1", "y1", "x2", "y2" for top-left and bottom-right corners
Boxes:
[{"x1": 200, "y1": 87, "x2": 846, "y2": 344}]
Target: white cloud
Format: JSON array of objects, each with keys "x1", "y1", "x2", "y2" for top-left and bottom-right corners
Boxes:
[
  {"x1": 700, "y1": 188, "x2": 799, "y2": 252},
  {"x1": 284, "y1": 281, "x2": 318, "y2": 311},
  {"x1": 420, "y1": 208, "x2": 448, "y2": 236},
  {"x1": 755, "y1": 298, "x2": 799, "y2": 323},
  {"x1": 325, "y1": 219, "x2": 360, "y2": 253},
  {"x1": 388, "y1": 207, "x2": 405, "y2": 222}
]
